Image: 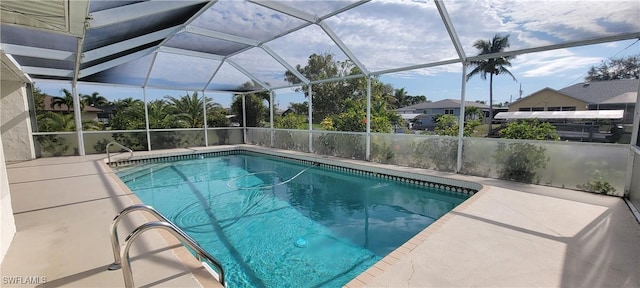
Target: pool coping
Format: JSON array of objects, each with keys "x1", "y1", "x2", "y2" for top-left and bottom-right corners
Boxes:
[
  {"x1": 5, "y1": 145, "x2": 637, "y2": 287},
  {"x1": 106, "y1": 145, "x2": 487, "y2": 287},
  {"x1": 109, "y1": 145, "x2": 482, "y2": 195}
]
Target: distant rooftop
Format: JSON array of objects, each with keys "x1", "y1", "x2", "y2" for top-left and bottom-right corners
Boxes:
[
  {"x1": 396, "y1": 99, "x2": 489, "y2": 111},
  {"x1": 559, "y1": 79, "x2": 639, "y2": 104}
]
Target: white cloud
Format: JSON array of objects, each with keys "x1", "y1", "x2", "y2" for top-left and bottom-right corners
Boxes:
[
  {"x1": 512, "y1": 49, "x2": 603, "y2": 77},
  {"x1": 322, "y1": 1, "x2": 457, "y2": 72},
  {"x1": 446, "y1": 0, "x2": 640, "y2": 52}
]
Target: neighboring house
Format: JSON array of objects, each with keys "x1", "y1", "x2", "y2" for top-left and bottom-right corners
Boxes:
[
  {"x1": 43, "y1": 95, "x2": 103, "y2": 122},
  {"x1": 508, "y1": 79, "x2": 639, "y2": 124},
  {"x1": 275, "y1": 109, "x2": 288, "y2": 116},
  {"x1": 396, "y1": 99, "x2": 489, "y2": 130},
  {"x1": 276, "y1": 108, "x2": 296, "y2": 117},
  {"x1": 95, "y1": 104, "x2": 115, "y2": 124}
]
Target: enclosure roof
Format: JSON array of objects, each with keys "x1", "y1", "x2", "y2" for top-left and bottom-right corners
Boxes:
[{"x1": 1, "y1": 0, "x2": 639, "y2": 93}]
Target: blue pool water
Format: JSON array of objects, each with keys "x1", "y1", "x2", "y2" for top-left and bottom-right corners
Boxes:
[{"x1": 116, "y1": 154, "x2": 469, "y2": 287}]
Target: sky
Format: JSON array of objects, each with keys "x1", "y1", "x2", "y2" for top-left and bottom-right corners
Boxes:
[{"x1": 34, "y1": 0, "x2": 640, "y2": 109}]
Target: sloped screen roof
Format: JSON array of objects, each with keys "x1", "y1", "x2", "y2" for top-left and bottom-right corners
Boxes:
[{"x1": 1, "y1": 0, "x2": 639, "y2": 92}]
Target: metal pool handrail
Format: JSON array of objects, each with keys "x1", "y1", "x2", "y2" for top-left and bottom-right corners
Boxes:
[
  {"x1": 109, "y1": 204, "x2": 181, "y2": 270},
  {"x1": 108, "y1": 205, "x2": 225, "y2": 287},
  {"x1": 106, "y1": 141, "x2": 133, "y2": 164}
]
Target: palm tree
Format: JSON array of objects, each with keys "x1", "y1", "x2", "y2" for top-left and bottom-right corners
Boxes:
[
  {"x1": 50, "y1": 88, "x2": 81, "y2": 112},
  {"x1": 37, "y1": 112, "x2": 76, "y2": 132},
  {"x1": 82, "y1": 120, "x2": 103, "y2": 131},
  {"x1": 82, "y1": 92, "x2": 108, "y2": 107},
  {"x1": 109, "y1": 100, "x2": 145, "y2": 130},
  {"x1": 112, "y1": 97, "x2": 143, "y2": 114},
  {"x1": 466, "y1": 34, "x2": 517, "y2": 135},
  {"x1": 464, "y1": 106, "x2": 483, "y2": 121},
  {"x1": 393, "y1": 88, "x2": 410, "y2": 108},
  {"x1": 165, "y1": 92, "x2": 205, "y2": 128},
  {"x1": 147, "y1": 99, "x2": 185, "y2": 129}
]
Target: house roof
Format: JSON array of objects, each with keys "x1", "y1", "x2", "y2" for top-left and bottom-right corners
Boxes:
[
  {"x1": 43, "y1": 95, "x2": 103, "y2": 112},
  {"x1": 558, "y1": 79, "x2": 639, "y2": 104},
  {"x1": 509, "y1": 79, "x2": 640, "y2": 107},
  {"x1": 495, "y1": 110, "x2": 624, "y2": 120},
  {"x1": 396, "y1": 99, "x2": 489, "y2": 111}
]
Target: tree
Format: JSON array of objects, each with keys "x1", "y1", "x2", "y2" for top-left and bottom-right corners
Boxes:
[
  {"x1": 494, "y1": 119, "x2": 559, "y2": 183},
  {"x1": 110, "y1": 99, "x2": 145, "y2": 130},
  {"x1": 32, "y1": 86, "x2": 45, "y2": 112},
  {"x1": 406, "y1": 95, "x2": 427, "y2": 106},
  {"x1": 50, "y1": 88, "x2": 82, "y2": 112},
  {"x1": 37, "y1": 112, "x2": 75, "y2": 132},
  {"x1": 206, "y1": 100, "x2": 230, "y2": 127},
  {"x1": 284, "y1": 53, "x2": 362, "y2": 121},
  {"x1": 82, "y1": 120, "x2": 103, "y2": 131},
  {"x1": 82, "y1": 92, "x2": 108, "y2": 107},
  {"x1": 464, "y1": 106, "x2": 483, "y2": 121},
  {"x1": 322, "y1": 96, "x2": 396, "y2": 133},
  {"x1": 147, "y1": 99, "x2": 182, "y2": 129},
  {"x1": 434, "y1": 114, "x2": 479, "y2": 137},
  {"x1": 275, "y1": 113, "x2": 308, "y2": 129},
  {"x1": 499, "y1": 119, "x2": 560, "y2": 141},
  {"x1": 586, "y1": 54, "x2": 639, "y2": 81},
  {"x1": 289, "y1": 102, "x2": 309, "y2": 115},
  {"x1": 165, "y1": 91, "x2": 205, "y2": 128},
  {"x1": 112, "y1": 97, "x2": 143, "y2": 114},
  {"x1": 393, "y1": 88, "x2": 410, "y2": 108},
  {"x1": 467, "y1": 34, "x2": 517, "y2": 135},
  {"x1": 231, "y1": 93, "x2": 268, "y2": 127}
]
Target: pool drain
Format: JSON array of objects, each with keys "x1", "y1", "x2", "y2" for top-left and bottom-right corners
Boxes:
[{"x1": 294, "y1": 238, "x2": 308, "y2": 248}]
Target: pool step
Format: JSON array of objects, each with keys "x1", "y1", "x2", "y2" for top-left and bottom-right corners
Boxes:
[{"x1": 116, "y1": 163, "x2": 172, "y2": 182}]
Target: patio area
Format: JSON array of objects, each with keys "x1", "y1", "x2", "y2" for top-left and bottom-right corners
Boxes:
[
  {"x1": 1, "y1": 1, "x2": 640, "y2": 286},
  {"x1": 1, "y1": 145, "x2": 638, "y2": 287}
]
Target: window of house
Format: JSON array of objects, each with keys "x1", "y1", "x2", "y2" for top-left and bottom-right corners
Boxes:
[
  {"x1": 444, "y1": 109, "x2": 454, "y2": 114},
  {"x1": 562, "y1": 106, "x2": 576, "y2": 111},
  {"x1": 531, "y1": 107, "x2": 544, "y2": 111},
  {"x1": 548, "y1": 107, "x2": 561, "y2": 111}
]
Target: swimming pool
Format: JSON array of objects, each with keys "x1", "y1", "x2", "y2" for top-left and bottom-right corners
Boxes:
[{"x1": 116, "y1": 152, "x2": 471, "y2": 287}]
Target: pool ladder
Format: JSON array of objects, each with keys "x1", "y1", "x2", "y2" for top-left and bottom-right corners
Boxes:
[
  {"x1": 106, "y1": 141, "x2": 133, "y2": 164},
  {"x1": 109, "y1": 204, "x2": 226, "y2": 287}
]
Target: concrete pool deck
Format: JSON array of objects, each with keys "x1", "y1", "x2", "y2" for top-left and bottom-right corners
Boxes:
[{"x1": 1, "y1": 145, "x2": 639, "y2": 287}]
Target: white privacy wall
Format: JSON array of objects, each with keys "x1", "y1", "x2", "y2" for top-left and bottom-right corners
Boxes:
[
  {"x1": 0, "y1": 80, "x2": 35, "y2": 161},
  {"x1": 0, "y1": 134, "x2": 16, "y2": 262},
  {"x1": 630, "y1": 148, "x2": 640, "y2": 210}
]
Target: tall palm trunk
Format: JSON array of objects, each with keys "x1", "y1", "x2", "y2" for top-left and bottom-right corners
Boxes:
[{"x1": 489, "y1": 72, "x2": 494, "y2": 135}]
